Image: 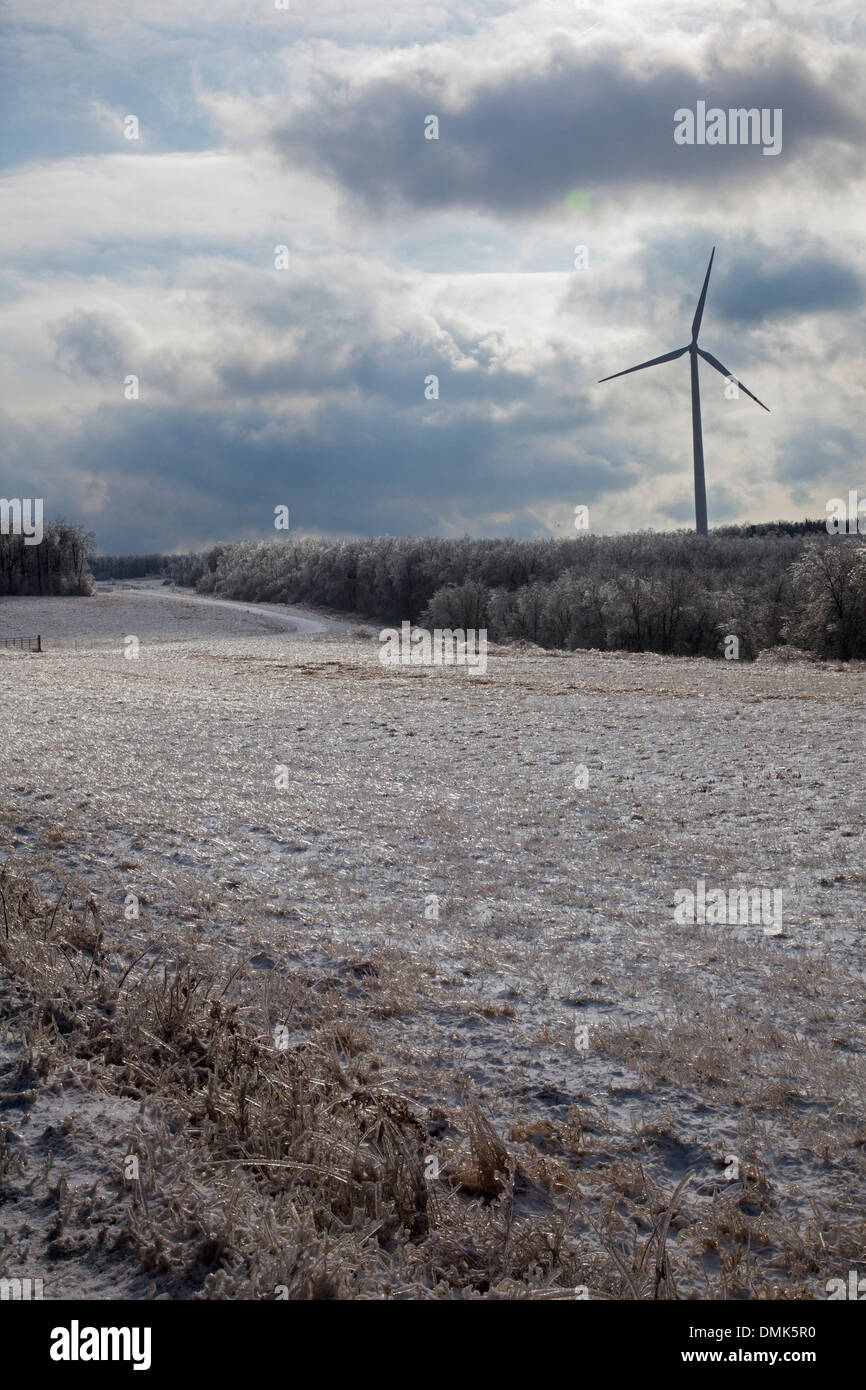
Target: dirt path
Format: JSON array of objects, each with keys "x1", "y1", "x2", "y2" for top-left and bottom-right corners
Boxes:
[
  {"x1": 0, "y1": 580, "x2": 349, "y2": 646},
  {"x1": 104, "y1": 580, "x2": 347, "y2": 637}
]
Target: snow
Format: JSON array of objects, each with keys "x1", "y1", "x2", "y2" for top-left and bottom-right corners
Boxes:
[{"x1": 1, "y1": 582, "x2": 864, "y2": 1296}]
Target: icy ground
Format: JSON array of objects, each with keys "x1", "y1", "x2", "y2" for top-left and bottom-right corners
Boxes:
[{"x1": 1, "y1": 582, "x2": 864, "y2": 1296}]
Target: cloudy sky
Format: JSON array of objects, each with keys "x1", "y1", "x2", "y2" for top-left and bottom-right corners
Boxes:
[{"x1": 1, "y1": 0, "x2": 864, "y2": 553}]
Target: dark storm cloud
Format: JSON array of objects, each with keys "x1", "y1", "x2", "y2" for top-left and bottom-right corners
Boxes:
[
  {"x1": 775, "y1": 423, "x2": 863, "y2": 501},
  {"x1": 18, "y1": 395, "x2": 637, "y2": 553},
  {"x1": 269, "y1": 42, "x2": 863, "y2": 216},
  {"x1": 562, "y1": 232, "x2": 863, "y2": 385},
  {"x1": 712, "y1": 254, "x2": 865, "y2": 324}
]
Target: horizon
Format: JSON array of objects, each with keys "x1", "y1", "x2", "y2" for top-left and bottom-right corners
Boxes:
[
  {"x1": 85, "y1": 515, "x2": 834, "y2": 559},
  {"x1": 1, "y1": 1, "x2": 864, "y2": 551}
]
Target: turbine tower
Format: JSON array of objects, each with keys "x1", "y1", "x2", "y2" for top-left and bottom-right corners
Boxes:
[{"x1": 598, "y1": 248, "x2": 769, "y2": 535}]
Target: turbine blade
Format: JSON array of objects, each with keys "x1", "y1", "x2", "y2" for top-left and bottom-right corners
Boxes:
[
  {"x1": 598, "y1": 346, "x2": 688, "y2": 384},
  {"x1": 697, "y1": 348, "x2": 770, "y2": 411},
  {"x1": 691, "y1": 247, "x2": 715, "y2": 340}
]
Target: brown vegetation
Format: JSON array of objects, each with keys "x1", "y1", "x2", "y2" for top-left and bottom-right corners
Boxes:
[{"x1": 1, "y1": 865, "x2": 859, "y2": 1300}]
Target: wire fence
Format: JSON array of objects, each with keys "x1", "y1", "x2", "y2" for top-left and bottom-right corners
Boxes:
[
  {"x1": 34, "y1": 637, "x2": 126, "y2": 651},
  {"x1": 1, "y1": 635, "x2": 183, "y2": 652}
]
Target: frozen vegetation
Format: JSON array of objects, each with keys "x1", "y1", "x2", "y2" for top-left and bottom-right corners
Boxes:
[
  {"x1": 0, "y1": 582, "x2": 864, "y2": 1299},
  {"x1": 155, "y1": 528, "x2": 866, "y2": 660}
]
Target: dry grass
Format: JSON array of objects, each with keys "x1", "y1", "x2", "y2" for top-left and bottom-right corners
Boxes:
[
  {"x1": 0, "y1": 867, "x2": 582, "y2": 1298},
  {"x1": 0, "y1": 866, "x2": 861, "y2": 1300}
]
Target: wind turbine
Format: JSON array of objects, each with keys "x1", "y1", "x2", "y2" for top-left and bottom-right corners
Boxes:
[{"x1": 598, "y1": 248, "x2": 769, "y2": 535}]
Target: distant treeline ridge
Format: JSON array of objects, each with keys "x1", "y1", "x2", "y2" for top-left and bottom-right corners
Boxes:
[{"x1": 93, "y1": 523, "x2": 866, "y2": 660}]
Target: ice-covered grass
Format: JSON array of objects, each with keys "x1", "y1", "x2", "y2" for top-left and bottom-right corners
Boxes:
[{"x1": 1, "y1": 584, "x2": 864, "y2": 1299}]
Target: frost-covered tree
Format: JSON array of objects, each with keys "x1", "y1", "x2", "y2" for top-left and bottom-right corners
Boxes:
[
  {"x1": 140, "y1": 524, "x2": 864, "y2": 660},
  {"x1": 786, "y1": 539, "x2": 866, "y2": 659},
  {"x1": 0, "y1": 521, "x2": 93, "y2": 596}
]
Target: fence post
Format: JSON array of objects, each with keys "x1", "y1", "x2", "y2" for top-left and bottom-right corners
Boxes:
[{"x1": 37, "y1": 634, "x2": 42, "y2": 652}]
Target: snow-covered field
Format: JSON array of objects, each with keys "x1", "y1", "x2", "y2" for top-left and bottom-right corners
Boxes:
[{"x1": 1, "y1": 582, "x2": 864, "y2": 1297}]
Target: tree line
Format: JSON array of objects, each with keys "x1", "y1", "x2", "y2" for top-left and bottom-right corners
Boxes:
[
  {"x1": 88, "y1": 553, "x2": 165, "y2": 581},
  {"x1": 105, "y1": 525, "x2": 866, "y2": 662},
  {"x1": 0, "y1": 522, "x2": 93, "y2": 596}
]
